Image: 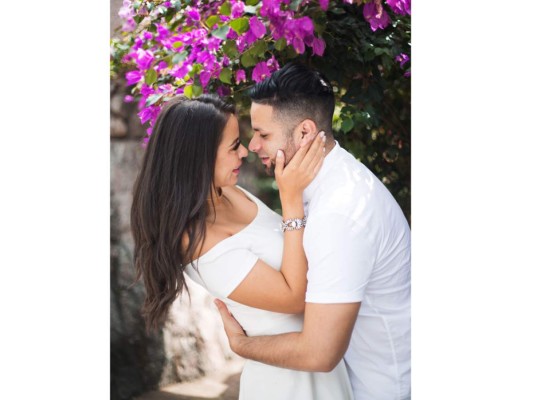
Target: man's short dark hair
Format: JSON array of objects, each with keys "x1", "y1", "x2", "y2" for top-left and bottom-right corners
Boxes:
[{"x1": 248, "y1": 62, "x2": 335, "y2": 137}]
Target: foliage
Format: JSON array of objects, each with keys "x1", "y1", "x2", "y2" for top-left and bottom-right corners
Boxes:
[{"x1": 110, "y1": 0, "x2": 411, "y2": 220}]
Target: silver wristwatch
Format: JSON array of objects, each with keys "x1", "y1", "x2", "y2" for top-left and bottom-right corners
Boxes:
[{"x1": 281, "y1": 216, "x2": 307, "y2": 232}]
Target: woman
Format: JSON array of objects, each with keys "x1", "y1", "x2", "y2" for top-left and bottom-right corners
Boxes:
[{"x1": 131, "y1": 94, "x2": 353, "y2": 399}]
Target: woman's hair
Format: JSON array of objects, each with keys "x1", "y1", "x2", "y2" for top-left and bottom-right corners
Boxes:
[{"x1": 130, "y1": 94, "x2": 236, "y2": 332}]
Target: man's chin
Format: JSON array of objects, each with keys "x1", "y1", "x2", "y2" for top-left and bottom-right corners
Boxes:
[{"x1": 264, "y1": 164, "x2": 275, "y2": 176}]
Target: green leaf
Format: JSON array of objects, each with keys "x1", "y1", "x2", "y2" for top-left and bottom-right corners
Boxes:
[
  {"x1": 222, "y1": 40, "x2": 239, "y2": 58},
  {"x1": 184, "y1": 85, "x2": 194, "y2": 98},
  {"x1": 145, "y1": 93, "x2": 163, "y2": 107},
  {"x1": 172, "y1": 52, "x2": 188, "y2": 64},
  {"x1": 219, "y1": 68, "x2": 233, "y2": 84},
  {"x1": 314, "y1": 24, "x2": 326, "y2": 35},
  {"x1": 285, "y1": 45, "x2": 298, "y2": 59},
  {"x1": 244, "y1": 4, "x2": 260, "y2": 13},
  {"x1": 206, "y1": 15, "x2": 220, "y2": 29},
  {"x1": 230, "y1": 17, "x2": 250, "y2": 34},
  {"x1": 190, "y1": 63, "x2": 203, "y2": 75},
  {"x1": 212, "y1": 25, "x2": 230, "y2": 40},
  {"x1": 274, "y1": 38, "x2": 287, "y2": 51},
  {"x1": 192, "y1": 84, "x2": 203, "y2": 97},
  {"x1": 341, "y1": 118, "x2": 355, "y2": 133},
  {"x1": 144, "y1": 69, "x2": 157, "y2": 85},
  {"x1": 245, "y1": 0, "x2": 260, "y2": 5},
  {"x1": 249, "y1": 39, "x2": 268, "y2": 58},
  {"x1": 241, "y1": 51, "x2": 257, "y2": 67},
  {"x1": 170, "y1": 0, "x2": 181, "y2": 10},
  {"x1": 220, "y1": 1, "x2": 231, "y2": 16},
  {"x1": 289, "y1": 0, "x2": 304, "y2": 11},
  {"x1": 172, "y1": 41, "x2": 183, "y2": 49}
]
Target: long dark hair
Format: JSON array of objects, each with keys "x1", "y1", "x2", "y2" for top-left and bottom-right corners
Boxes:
[{"x1": 130, "y1": 94, "x2": 236, "y2": 332}]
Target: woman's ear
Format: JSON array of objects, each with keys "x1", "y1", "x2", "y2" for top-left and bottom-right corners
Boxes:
[{"x1": 298, "y1": 119, "x2": 318, "y2": 148}]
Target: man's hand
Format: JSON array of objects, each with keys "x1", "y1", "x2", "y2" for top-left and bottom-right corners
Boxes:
[{"x1": 214, "y1": 299, "x2": 247, "y2": 353}]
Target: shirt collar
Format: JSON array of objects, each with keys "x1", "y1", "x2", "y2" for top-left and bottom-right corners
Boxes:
[{"x1": 303, "y1": 140, "x2": 340, "y2": 204}]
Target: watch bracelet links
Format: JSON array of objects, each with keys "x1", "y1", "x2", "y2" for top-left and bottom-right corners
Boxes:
[{"x1": 281, "y1": 216, "x2": 307, "y2": 232}]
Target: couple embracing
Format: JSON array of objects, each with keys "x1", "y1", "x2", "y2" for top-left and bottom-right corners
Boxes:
[{"x1": 131, "y1": 62, "x2": 411, "y2": 400}]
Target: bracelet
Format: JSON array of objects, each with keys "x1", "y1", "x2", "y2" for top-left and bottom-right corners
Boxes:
[{"x1": 281, "y1": 216, "x2": 307, "y2": 232}]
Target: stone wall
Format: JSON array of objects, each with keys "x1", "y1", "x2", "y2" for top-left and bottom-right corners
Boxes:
[{"x1": 110, "y1": 79, "x2": 241, "y2": 400}]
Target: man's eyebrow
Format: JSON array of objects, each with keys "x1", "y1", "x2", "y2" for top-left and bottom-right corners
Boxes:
[{"x1": 252, "y1": 126, "x2": 268, "y2": 133}]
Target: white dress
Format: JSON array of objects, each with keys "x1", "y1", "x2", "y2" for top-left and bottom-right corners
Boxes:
[{"x1": 184, "y1": 186, "x2": 354, "y2": 400}]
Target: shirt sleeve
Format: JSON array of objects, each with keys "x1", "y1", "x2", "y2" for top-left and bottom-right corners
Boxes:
[
  {"x1": 304, "y1": 212, "x2": 377, "y2": 303},
  {"x1": 196, "y1": 247, "x2": 259, "y2": 299}
]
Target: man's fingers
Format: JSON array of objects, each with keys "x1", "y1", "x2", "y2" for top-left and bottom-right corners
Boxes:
[{"x1": 214, "y1": 298, "x2": 229, "y2": 313}]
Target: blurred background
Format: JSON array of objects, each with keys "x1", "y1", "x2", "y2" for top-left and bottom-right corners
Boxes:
[{"x1": 110, "y1": 1, "x2": 410, "y2": 399}]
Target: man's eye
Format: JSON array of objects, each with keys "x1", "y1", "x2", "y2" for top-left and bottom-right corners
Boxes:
[{"x1": 260, "y1": 134, "x2": 268, "y2": 139}]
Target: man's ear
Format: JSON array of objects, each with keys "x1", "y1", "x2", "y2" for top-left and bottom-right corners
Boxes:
[{"x1": 298, "y1": 119, "x2": 318, "y2": 147}]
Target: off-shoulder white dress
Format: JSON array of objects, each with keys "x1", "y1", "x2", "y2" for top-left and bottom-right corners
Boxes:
[{"x1": 184, "y1": 186, "x2": 354, "y2": 400}]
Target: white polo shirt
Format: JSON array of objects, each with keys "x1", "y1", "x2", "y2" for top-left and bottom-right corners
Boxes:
[{"x1": 303, "y1": 142, "x2": 411, "y2": 400}]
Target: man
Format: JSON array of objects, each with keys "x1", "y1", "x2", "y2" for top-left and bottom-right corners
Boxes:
[{"x1": 215, "y1": 62, "x2": 411, "y2": 400}]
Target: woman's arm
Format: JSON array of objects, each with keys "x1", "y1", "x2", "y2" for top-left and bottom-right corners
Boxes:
[{"x1": 227, "y1": 132, "x2": 325, "y2": 314}]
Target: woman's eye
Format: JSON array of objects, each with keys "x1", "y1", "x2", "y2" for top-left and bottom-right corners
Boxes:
[{"x1": 232, "y1": 140, "x2": 241, "y2": 150}]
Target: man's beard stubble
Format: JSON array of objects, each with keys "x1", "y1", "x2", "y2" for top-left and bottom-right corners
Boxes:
[{"x1": 263, "y1": 138, "x2": 297, "y2": 176}]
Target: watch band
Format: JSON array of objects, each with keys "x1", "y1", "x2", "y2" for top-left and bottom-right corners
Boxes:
[{"x1": 281, "y1": 216, "x2": 307, "y2": 232}]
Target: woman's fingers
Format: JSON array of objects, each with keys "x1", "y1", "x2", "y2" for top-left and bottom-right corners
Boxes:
[{"x1": 299, "y1": 131, "x2": 325, "y2": 171}]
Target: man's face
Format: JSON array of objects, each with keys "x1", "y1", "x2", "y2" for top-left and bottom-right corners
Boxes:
[{"x1": 248, "y1": 103, "x2": 298, "y2": 176}]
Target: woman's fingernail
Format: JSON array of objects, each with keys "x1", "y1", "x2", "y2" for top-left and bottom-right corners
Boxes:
[{"x1": 319, "y1": 131, "x2": 325, "y2": 138}]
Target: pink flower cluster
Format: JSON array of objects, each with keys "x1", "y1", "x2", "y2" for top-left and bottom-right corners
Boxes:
[
  {"x1": 115, "y1": 0, "x2": 409, "y2": 142},
  {"x1": 260, "y1": 0, "x2": 325, "y2": 56},
  {"x1": 118, "y1": 0, "x2": 136, "y2": 32},
  {"x1": 363, "y1": 0, "x2": 411, "y2": 32}
]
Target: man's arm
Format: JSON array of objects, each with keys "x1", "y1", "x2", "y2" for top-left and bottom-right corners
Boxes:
[{"x1": 215, "y1": 300, "x2": 360, "y2": 372}]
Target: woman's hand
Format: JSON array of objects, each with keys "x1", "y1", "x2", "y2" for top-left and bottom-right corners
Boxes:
[{"x1": 275, "y1": 131, "x2": 326, "y2": 203}]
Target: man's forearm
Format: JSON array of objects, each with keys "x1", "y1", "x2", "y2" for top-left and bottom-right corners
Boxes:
[{"x1": 232, "y1": 331, "x2": 333, "y2": 372}]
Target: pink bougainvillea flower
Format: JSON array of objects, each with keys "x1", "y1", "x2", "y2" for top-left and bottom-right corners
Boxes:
[
  {"x1": 266, "y1": 55, "x2": 279, "y2": 71},
  {"x1": 319, "y1": 0, "x2": 329, "y2": 11},
  {"x1": 135, "y1": 49, "x2": 154, "y2": 70},
  {"x1": 125, "y1": 70, "x2": 143, "y2": 86},
  {"x1": 170, "y1": 63, "x2": 192, "y2": 79},
  {"x1": 252, "y1": 62, "x2": 271, "y2": 82},
  {"x1": 155, "y1": 24, "x2": 170, "y2": 41},
  {"x1": 186, "y1": 7, "x2": 201, "y2": 21},
  {"x1": 312, "y1": 37, "x2": 326, "y2": 56},
  {"x1": 249, "y1": 16, "x2": 266, "y2": 39},
  {"x1": 124, "y1": 95, "x2": 134, "y2": 103},
  {"x1": 155, "y1": 61, "x2": 168, "y2": 71},
  {"x1": 386, "y1": 0, "x2": 411, "y2": 15},
  {"x1": 395, "y1": 53, "x2": 409, "y2": 67},
  {"x1": 231, "y1": 1, "x2": 245, "y2": 18},
  {"x1": 138, "y1": 106, "x2": 161, "y2": 124},
  {"x1": 235, "y1": 69, "x2": 246, "y2": 84},
  {"x1": 227, "y1": 28, "x2": 238, "y2": 40},
  {"x1": 142, "y1": 31, "x2": 153, "y2": 41},
  {"x1": 292, "y1": 37, "x2": 305, "y2": 54},
  {"x1": 199, "y1": 70, "x2": 211, "y2": 88},
  {"x1": 217, "y1": 85, "x2": 231, "y2": 97},
  {"x1": 363, "y1": 0, "x2": 391, "y2": 31}
]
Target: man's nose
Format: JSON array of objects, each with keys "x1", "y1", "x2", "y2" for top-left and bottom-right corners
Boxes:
[
  {"x1": 238, "y1": 144, "x2": 249, "y2": 158},
  {"x1": 248, "y1": 132, "x2": 260, "y2": 153}
]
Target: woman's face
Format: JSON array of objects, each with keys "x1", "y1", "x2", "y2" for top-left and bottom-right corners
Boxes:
[{"x1": 213, "y1": 114, "x2": 248, "y2": 188}]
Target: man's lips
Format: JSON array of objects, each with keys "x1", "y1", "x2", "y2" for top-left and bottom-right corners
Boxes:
[{"x1": 260, "y1": 156, "x2": 270, "y2": 165}]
